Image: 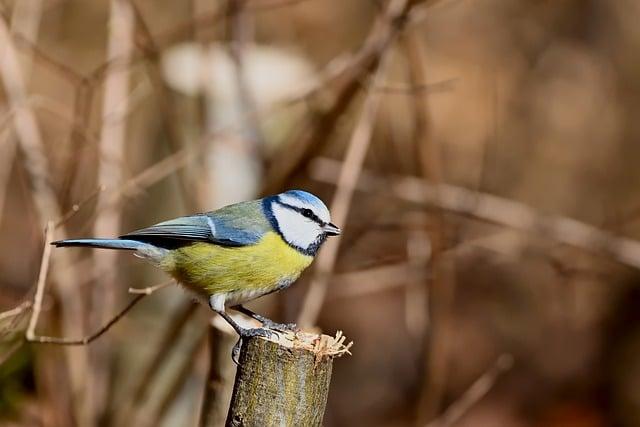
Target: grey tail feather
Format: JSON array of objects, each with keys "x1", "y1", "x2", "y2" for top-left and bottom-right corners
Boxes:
[{"x1": 52, "y1": 238, "x2": 143, "y2": 251}]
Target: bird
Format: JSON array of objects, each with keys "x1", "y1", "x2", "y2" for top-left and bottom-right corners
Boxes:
[{"x1": 52, "y1": 190, "x2": 340, "y2": 359}]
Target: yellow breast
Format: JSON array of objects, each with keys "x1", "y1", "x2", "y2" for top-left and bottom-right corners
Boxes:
[{"x1": 160, "y1": 231, "x2": 313, "y2": 298}]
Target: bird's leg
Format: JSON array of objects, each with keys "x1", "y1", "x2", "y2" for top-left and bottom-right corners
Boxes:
[
  {"x1": 231, "y1": 304, "x2": 299, "y2": 332},
  {"x1": 209, "y1": 296, "x2": 278, "y2": 364}
]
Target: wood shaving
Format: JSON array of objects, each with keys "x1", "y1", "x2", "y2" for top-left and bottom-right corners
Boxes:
[{"x1": 268, "y1": 329, "x2": 353, "y2": 363}]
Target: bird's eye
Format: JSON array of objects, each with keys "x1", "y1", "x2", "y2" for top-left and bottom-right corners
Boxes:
[{"x1": 301, "y1": 209, "x2": 314, "y2": 219}]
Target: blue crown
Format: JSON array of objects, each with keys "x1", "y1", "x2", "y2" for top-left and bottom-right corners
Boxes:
[{"x1": 282, "y1": 190, "x2": 325, "y2": 209}]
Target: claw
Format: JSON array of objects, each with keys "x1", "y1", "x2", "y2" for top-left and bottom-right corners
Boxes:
[
  {"x1": 231, "y1": 327, "x2": 279, "y2": 365},
  {"x1": 230, "y1": 306, "x2": 298, "y2": 333},
  {"x1": 232, "y1": 338, "x2": 241, "y2": 365},
  {"x1": 262, "y1": 320, "x2": 299, "y2": 333},
  {"x1": 240, "y1": 327, "x2": 278, "y2": 339}
]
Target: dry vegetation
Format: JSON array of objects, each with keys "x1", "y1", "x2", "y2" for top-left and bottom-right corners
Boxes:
[{"x1": 1, "y1": 0, "x2": 640, "y2": 426}]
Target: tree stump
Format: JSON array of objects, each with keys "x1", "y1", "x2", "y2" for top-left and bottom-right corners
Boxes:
[{"x1": 226, "y1": 330, "x2": 351, "y2": 427}]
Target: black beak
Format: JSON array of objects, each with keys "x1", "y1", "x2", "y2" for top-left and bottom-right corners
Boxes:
[{"x1": 323, "y1": 222, "x2": 341, "y2": 236}]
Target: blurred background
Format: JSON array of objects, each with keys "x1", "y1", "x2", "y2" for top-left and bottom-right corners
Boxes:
[{"x1": 2, "y1": 0, "x2": 640, "y2": 425}]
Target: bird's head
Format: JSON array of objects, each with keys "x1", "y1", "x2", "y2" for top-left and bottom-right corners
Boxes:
[{"x1": 264, "y1": 190, "x2": 340, "y2": 255}]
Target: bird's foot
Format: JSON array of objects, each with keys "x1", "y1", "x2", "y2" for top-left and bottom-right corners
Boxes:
[
  {"x1": 231, "y1": 327, "x2": 279, "y2": 365},
  {"x1": 260, "y1": 318, "x2": 299, "y2": 333},
  {"x1": 241, "y1": 326, "x2": 278, "y2": 340}
]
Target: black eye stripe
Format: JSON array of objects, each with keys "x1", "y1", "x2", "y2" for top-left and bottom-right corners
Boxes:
[{"x1": 277, "y1": 201, "x2": 324, "y2": 225}]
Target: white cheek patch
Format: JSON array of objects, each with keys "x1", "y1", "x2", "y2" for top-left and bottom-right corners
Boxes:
[
  {"x1": 277, "y1": 194, "x2": 331, "y2": 223},
  {"x1": 272, "y1": 202, "x2": 322, "y2": 249}
]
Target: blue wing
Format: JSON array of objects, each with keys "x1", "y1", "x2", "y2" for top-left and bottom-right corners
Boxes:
[{"x1": 122, "y1": 200, "x2": 269, "y2": 247}]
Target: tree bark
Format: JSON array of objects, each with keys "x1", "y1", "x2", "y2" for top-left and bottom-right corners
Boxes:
[{"x1": 225, "y1": 331, "x2": 350, "y2": 427}]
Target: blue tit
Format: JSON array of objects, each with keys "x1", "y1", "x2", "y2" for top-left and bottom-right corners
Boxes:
[{"x1": 53, "y1": 190, "x2": 340, "y2": 348}]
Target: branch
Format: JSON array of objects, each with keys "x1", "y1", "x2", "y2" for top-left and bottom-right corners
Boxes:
[
  {"x1": 198, "y1": 316, "x2": 239, "y2": 427},
  {"x1": 52, "y1": 0, "x2": 424, "y2": 217},
  {"x1": 0, "y1": 340, "x2": 23, "y2": 366},
  {"x1": 54, "y1": 185, "x2": 106, "y2": 228},
  {"x1": 25, "y1": 229, "x2": 171, "y2": 345},
  {"x1": 426, "y1": 354, "x2": 513, "y2": 427},
  {"x1": 0, "y1": 301, "x2": 32, "y2": 323},
  {"x1": 0, "y1": 0, "x2": 43, "y2": 227},
  {"x1": 25, "y1": 221, "x2": 54, "y2": 342},
  {"x1": 127, "y1": 0, "x2": 202, "y2": 212},
  {"x1": 310, "y1": 157, "x2": 640, "y2": 271},
  {"x1": 370, "y1": 77, "x2": 458, "y2": 94},
  {"x1": 326, "y1": 262, "x2": 422, "y2": 301},
  {"x1": 0, "y1": 123, "x2": 17, "y2": 229},
  {"x1": 296, "y1": 0, "x2": 411, "y2": 328},
  {"x1": 140, "y1": 327, "x2": 208, "y2": 427},
  {"x1": 115, "y1": 300, "x2": 197, "y2": 427},
  {"x1": 402, "y1": 30, "x2": 455, "y2": 423},
  {"x1": 128, "y1": 281, "x2": 172, "y2": 295},
  {"x1": 0, "y1": 14, "x2": 90, "y2": 410},
  {"x1": 227, "y1": 0, "x2": 266, "y2": 149},
  {"x1": 89, "y1": 3, "x2": 136, "y2": 413},
  {"x1": 27, "y1": 294, "x2": 145, "y2": 346},
  {"x1": 248, "y1": 0, "x2": 311, "y2": 11}
]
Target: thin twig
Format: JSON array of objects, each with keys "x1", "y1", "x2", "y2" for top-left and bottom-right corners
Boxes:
[
  {"x1": 402, "y1": 30, "x2": 455, "y2": 422},
  {"x1": 227, "y1": 0, "x2": 265, "y2": 150},
  {"x1": 326, "y1": 262, "x2": 422, "y2": 301},
  {"x1": 0, "y1": 6, "x2": 40, "y2": 343},
  {"x1": 54, "y1": 185, "x2": 106, "y2": 228},
  {"x1": 25, "y1": 221, "x2": 53, "y2": 342},
  {"x1": 263, "y1": 0, "x2": 426, "y2": 194},
  {"x1": 27, "y1": 295, "x2": 145, "y2": 345},
  {"x1": 296, "y1": 69, "x2": 383, "y2": 325},
  {"x1": 141, "y1": 0, "x2": 313, "y2": 49},
  {"x1": 425, "y1": 354, "x2": 514, "y2": 427},
  {"x1": 0, "y1": 118, "x2": 17, "y2": 228},
  {"x1": 198, "y1": 315, "x2": 238, "y2": 427},
  {"x1": 248, "y1": 0, "x2": 311, "y2": 11},
  {"x1": 115, "y1": 301, "x2": 197, "y2": 427},
  {"x1": 0, "y1": 14, "x2": 89, "y2": 408},
  {"x1": 405, "y1": 227, "x2": 431, "y2": 339},
  {"x1": 89, "y1": 0, "x2": 136, "y2": 417},
  {"x1": 0, "y1": 18, "x2": 65, "y2": 231},
  {"x1": 131, "y1": 302, "x2": 195, "y2": 395},
  {"x1": 11, "y1": 31, "x2": 85, "y2": 84},
  {"x1": 0, "y1": 301, "x2": 32, "y2": 322},
  {"x1": 0, "y1": 340, "x2": 23, "y2": 366},
  {"x1": 327, "y1": 228, "x2": 581, "y2": 302},
  {"x1": 0, "y1": 297, "x2": 32, "y2": 344},
  {"x1": 109, "y1": 150, "x2": 193, "y2": 203},
  {"x1": 4, "y1": 92, "x2": 100, "y2": 143},
  {"x1": 408, "y1": 0, "x2": 464, "y2": 29},
  {"x1": 370, "y1": 77, "x2": 458, "y2": 94},
  {"x1": 90, "y1": 54, "x2": 333, "y2": 206},
  {"x1": 128, "y1": 280, "x2": 173, "y2": 294},
  {"x1": 127, "y1": 0, "x2": 201, "y2": 212},
  {"x1": 139, "y1": 326, "x2": 208, "y2": 427},
  {"x1": 9, "y1": 0, "x2": 43, "y2": 99}
]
